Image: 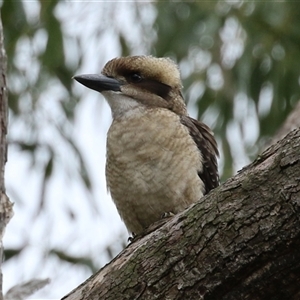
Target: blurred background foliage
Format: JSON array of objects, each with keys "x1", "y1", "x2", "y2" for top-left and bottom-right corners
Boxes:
[{"x1": 1, "y1": 0, "x2": 299, "y2": 297}]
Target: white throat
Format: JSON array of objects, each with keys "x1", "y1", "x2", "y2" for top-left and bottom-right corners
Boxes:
[{"x1": 102, "y1": 91, "x2": 143, "y2": 119}]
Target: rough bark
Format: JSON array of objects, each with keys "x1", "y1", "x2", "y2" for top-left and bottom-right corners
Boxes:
[
  {"x1": 62, "y1": 127, "x2": 300, "y2": 300},
  {"x1": 0, "y1": 13, "x2": 14, "y2": 300}
]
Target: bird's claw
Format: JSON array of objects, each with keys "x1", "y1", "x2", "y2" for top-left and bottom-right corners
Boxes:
[{"x1": 161, "y1": 212, "x2": 175, "y2": 219}]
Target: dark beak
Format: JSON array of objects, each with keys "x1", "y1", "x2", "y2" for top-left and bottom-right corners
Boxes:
[{"x1": 73, "y1": 74, "x2": 122, "y2": 93}]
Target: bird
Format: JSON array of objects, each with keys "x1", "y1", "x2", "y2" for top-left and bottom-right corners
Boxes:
[{"x1": 74, "y1": 55, "x2": 219, "y2": 236}]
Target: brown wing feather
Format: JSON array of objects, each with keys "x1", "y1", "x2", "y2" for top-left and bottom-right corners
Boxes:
[{"x1": 180, "y1": 115, "x2": 219, "y2": 194}]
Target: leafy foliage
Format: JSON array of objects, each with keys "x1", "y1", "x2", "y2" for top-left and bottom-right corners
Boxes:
[
  {"x1": 2, "y1": 0, "x2": 87, "y2": 206},
  {"x1": 153, "y1": 1, "x2": 300, "y2": 177}
]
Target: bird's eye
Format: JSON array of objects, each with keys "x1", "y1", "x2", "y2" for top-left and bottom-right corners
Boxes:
[{"x1": 130, "y1": 73, "x2": 142, "y2": 83}]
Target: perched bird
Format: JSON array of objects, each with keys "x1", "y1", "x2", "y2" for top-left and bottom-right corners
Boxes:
[{"x1": 74, "y1": 56, "x2": 219, "y2": 235}]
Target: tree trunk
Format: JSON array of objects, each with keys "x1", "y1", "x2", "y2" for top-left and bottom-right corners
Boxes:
[
  {"x1": 0, "y1": 13, "x2": 14, "y2": 300},
  {"x1": 62, "y1": 127, "x2": 300, "y2": 300}
]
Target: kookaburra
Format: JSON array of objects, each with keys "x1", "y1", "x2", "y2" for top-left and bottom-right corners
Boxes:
[{"x1": 74, "y1": 56, "x2": 219, "y2": 235}]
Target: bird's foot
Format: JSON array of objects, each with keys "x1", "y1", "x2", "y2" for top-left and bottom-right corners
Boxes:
[
  {"x1": 128, "y1": 212, "x2": 176, "y2": 243},
  {"x1": 161, "y1": 211, "x2": 175, "y2": 219},
  {"x1": 128, "y1": 232, "x2": 137, "y2": 243}
]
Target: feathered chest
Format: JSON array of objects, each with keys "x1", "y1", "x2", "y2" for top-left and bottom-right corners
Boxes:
[{"x1": 106, "y1": 109, "x2": 200, "y2": 168}]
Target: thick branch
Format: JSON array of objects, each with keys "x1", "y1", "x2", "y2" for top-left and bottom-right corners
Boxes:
[{"x1": 63, "y1": 128, "x2": 300, "y2": 300}]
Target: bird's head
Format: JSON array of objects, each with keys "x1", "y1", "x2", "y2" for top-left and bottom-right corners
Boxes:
[{"x1": 74, "y1": 56, "x2": 187, "y2": 118}]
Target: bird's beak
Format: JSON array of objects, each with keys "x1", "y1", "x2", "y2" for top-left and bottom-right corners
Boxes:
[{"x1": 73, "y1": 74, "x2": 122, "y2": 93}]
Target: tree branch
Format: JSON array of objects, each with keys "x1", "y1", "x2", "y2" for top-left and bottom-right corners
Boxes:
[
  {"x1": 0, "y1": 13, "x2": 14, "y2": 300},
  {"x1": 63, "y1": 127, "x2": 300, "y2": 300}
]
